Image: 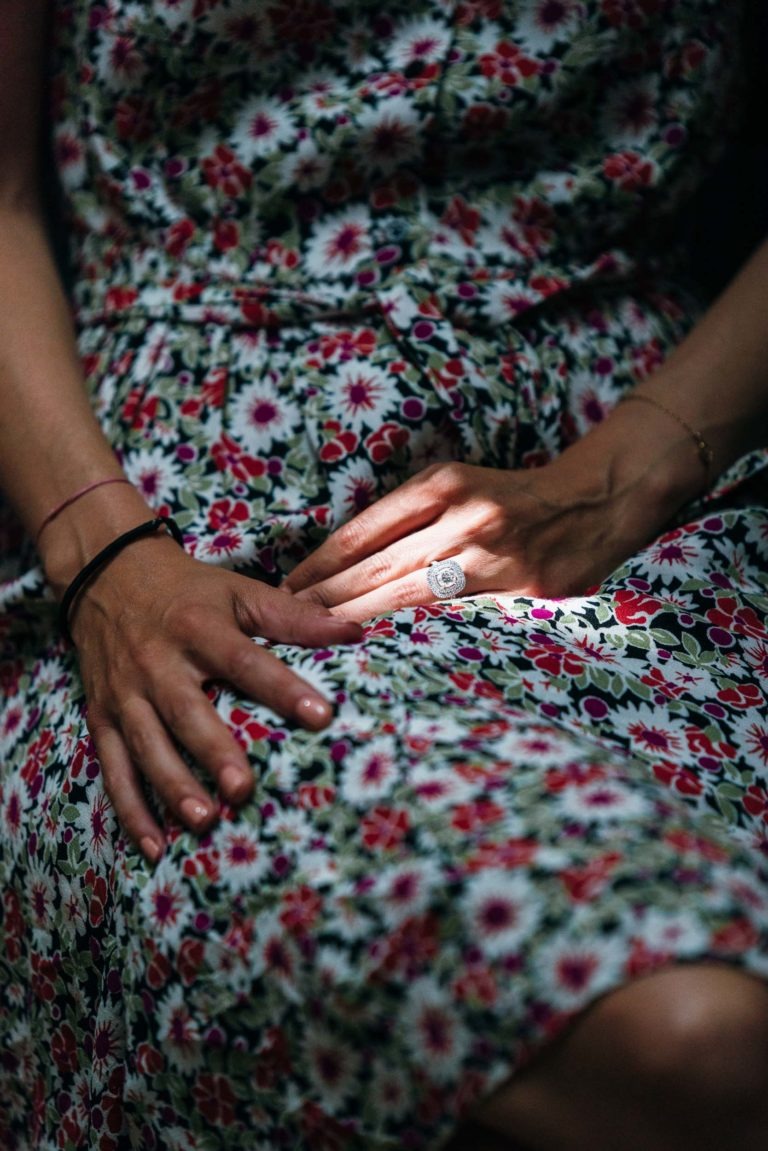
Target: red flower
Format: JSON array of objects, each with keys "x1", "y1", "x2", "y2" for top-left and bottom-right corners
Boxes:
[
  {"x1": 524, "y1": 639, "x2": 586, "y2": 677},
  {"x1": 561, "y1": 852, "x2": 622, "y2": 902},
  {"x1": 360, "y1": 806, "x2": 409, "y2": 850},
  {"x1": 201, "y1": 144, "x2": 253, "y2": 197},
  {"x1": 717, "y1": 684, "x2": 764, "y2": 710},
  {"x1": 479, "y1": 40, "x2": 540, "y2": 85},
  {"x1": 614, "y1": 588, "x2": 663, "y2": 625},
  {"x1": 51, "y1": 1023, "x2": 79, "y2": 1074},
  {"x1": 114, "y1": 95, "x2": 154, "y2": 141},
  {"x1": 208, "y1": 498, "x2": 250, "y2": 532},
  {"x1": 451, "y1": 799, "x2": 504, "y2": 832},
  {"x1": 377, "y1": 912, "x2": 440, "y2": 975},
  {"x1": 297, "y1": 783, "x2": 336, "y2": 810},
  {"x1": 601, "y1": 0, "x2": 660, "y2": 29},
  {"x1": 602, "y1": 150, "x2": 656, "y2": 193},
  {"x1": 440, "y1": 195, "x2": 481, "y2": 244},
  {"x1": 464, "y1": 837, "x2": 538, "y2": 872},
  {"x1": 280, "y1": 886, "x2": 323, "y2": 933},
  {"x1": 211, "y1": 434, "x2": 266, "y2": 482},
  {"x1": 364, "y1": 421, "x2": 409, "y2": 464},
  {"x1": 652, "y1": 761, "x2": 703, "y2": 797},
  {"x1": 229, "y1": 706, "x2": 270, "y2": 747},
  {"x1": 712, "y1": 917, "x2": 759, "y2": 955},
  {"x1": 319, "y1": 426, "x2": 359, "y2": 463},
  {"x1": 105, "y1": 286, "x2": 138, "y2": 312},
  {"x1": 214, "y1": 219, "x2": 239, "y2": 251},
  {"x1": 88, "y1": 874, "x2": 109, "y2": 928},
  {"x1": 146, "y1": 946, "x2": 172, "y2": 991},
  {"x1": 165, "y1": 218, "x2": 195, "y2": 258},
  {"x1": 135, "y1": 1042, "x2": 164, "y2": 1076},
  {"x1": 744, "y1": 785, "x2": 768, "y2": 823},
  {"x1": 193, "y1": 1073, "x2": 238, "y2": 1127},
  {"x1": 177, "y1": 938, "x2": 205, "y2": 986}
]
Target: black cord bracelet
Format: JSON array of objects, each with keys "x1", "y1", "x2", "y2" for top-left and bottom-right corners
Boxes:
[{"x1": 58, "y1": 516, "x2": 185, "y2": 644}]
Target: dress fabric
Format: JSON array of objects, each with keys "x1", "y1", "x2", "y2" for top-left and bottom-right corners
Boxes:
[{"x1": 3, "y1": 1, "x2": 768, "y2": 1148}]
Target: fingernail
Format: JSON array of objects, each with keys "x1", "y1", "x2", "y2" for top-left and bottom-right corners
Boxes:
[
  {"x1": 179, "y1": 797, "x2": 214, "y2": 828},
  {"x1": 220, "y1": 763, "x2": 252, "y2": 802},
  {"x1": 140, "y1": 836, "x2": 164, "y2": 864},
  {"x1": 296, "y1": 695, "x2": 332, "y2": 729}
]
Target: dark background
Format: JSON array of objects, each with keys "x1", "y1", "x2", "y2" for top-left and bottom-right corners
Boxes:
[{"x1": 684, "y1": 0, "x2": 768, "y2": 298}]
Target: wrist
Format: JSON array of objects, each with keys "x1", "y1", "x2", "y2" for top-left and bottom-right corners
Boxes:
[
  {"x1": 38, "y1": 482, "x2": 160, "y2": 597},
  {"x1": 553, "y1": 397, "x2": 709, "y2": 530}
]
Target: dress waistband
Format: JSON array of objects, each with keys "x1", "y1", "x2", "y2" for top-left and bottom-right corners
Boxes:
[{"x1": 70, "y1": 250, "x2": 640, "y2": 332}]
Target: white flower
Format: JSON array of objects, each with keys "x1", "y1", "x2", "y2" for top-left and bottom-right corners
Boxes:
[
  {"x1": 231, "y1": 97, "x2": 295, "y2": 160},
  {"x1": 357, "y1": 97, "x2": 423, "y2": 174},
  {"x1": 516, "y1": 0, "x2": 584, "y2": 51},
  {"x1": 557, "y1": 777, "x2": 650, "y2": 823},
  {"x1": 369, "y1": 1061, "x2": 413, "y2": 1120},
  {"x1": 603, "y1": 75, "x2": 660, "y2": 144},
  {"x1": 387, "y1": 18, "x2": 452, "y2": 69},
  {"x1": 403, "y1": 977, "x2": 470, "y2": 1083},
  {"x1": 536, "y1": 932, "x2": 618, "y2": 1010},
  {"x1": 123, "y1": 446, "x2": 181, "y2": 507},
  {"x1": 638, "y1": 908, "x2": 709, "y2": 956},
  {"x1": 374, "y1": 859, "x2": 442, "y2": 926},
  {"x1": 305, "y1": 207, "x2": 373, "y2": 276},
  {"x1": 264, "y1": 806, "x2": 313, "y2": 850},
  {"x1": 229, "y1": 380, "x2": 303, "y2": 455},
  {"x1": 328, "y1": 457, "x2": 378, "y2": 523},
  {"x1": 156, "y1": 985, "x2": 203, "y2": 1072},
  {"x1": 139, "y1": 871, "x2": 192, "y2": 949},
  {"x1": 281, "y1": 141, "x2": 332, "y2": 191},
  {"x1": 303, "y1": 1025, "x2": 361, "y2": 1109},
  {"x1": 463, "y1": 870, "x2": 542, "y2": 958},
  {"x1": 334, "y1": 360, "x2": 389, "y2": 433},
  {"x1": 408, "y1": 762, "x2": 474, "y2": 810},
  {"x1": 340, "y1": 736, "x2": 399, "y2": 804},
  {"x1": 217, "y1": 826, "x2": 271, "y2": 893}
]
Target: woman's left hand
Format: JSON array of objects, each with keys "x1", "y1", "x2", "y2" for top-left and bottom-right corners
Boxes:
[{"x1": 283, "y1": 434, "x2": 693, "y2": 620}]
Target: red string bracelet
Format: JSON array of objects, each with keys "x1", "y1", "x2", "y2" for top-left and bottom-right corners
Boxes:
[{"x1": 34, "y1": 478, "x2": 133, "y2": 548}]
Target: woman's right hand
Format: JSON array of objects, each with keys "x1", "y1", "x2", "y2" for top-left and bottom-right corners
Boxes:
[{"x1": 59, "y1": 530, "x2": 361, "y2": 863}]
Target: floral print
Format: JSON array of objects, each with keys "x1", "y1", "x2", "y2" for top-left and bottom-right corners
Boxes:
[{"x1": 2, "y1": 1, "x2": 768, "y2": 1149}]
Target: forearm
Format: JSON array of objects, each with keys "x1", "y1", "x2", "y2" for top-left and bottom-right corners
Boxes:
[
  {"x1": 553, "y1": 237, "x2": 768, "y2": 521},
  {"x1": 641, "y1": 235, "x2": 768, "y2": 469},
  {"x1": 0, "y1": 204, "x2": 155, "y2": 590}
]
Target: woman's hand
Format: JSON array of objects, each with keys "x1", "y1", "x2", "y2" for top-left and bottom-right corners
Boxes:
[
  {"x1": 67, "y1": 535, "x2": 361, "y2": 862},
  {"x1": 283, "y1": 407, "x2": 705, "y2": 620}
]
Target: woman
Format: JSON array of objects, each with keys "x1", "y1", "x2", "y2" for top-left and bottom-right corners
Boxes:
[{"x1": 2, "y1": 1, "x2": 768, "y2": 1147}]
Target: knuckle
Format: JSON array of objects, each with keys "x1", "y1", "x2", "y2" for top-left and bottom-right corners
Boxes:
[
  {"x1": 161, "y1": 689, "x2": 199, "y2": 735},
  {"x1": 336, "y1": 515, "x2": 369, "y2": 555},
  {"x1": 431, "y1": 461, "x2": 468, "y2": 499},
  {"x1": 225, "y1": 641, "x2": 260, "y2": 681},
  {"x1": 163, "y1": 598, "x2": 211, "y2": 639},
  {"x1": 362, "y1": 550, "x2": 392, "y2": 585}
]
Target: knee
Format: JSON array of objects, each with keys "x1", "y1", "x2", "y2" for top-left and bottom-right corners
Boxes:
[{"x1": 598, "y1": 964, "x2": 768, "y2": 1112}]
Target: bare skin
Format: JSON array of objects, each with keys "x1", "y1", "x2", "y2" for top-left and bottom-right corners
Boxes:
[
  {"x1": 3, "y1": 5, "x2": 768, "y2": 1148},
  {"x1": 448, "y1": 965, "x2": 768, "y2": 1150}
]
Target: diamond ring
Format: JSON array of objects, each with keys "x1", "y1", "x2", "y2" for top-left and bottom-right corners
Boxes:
[{"x1": 426, "y1": 559, "x2": 467, "y2": 599}]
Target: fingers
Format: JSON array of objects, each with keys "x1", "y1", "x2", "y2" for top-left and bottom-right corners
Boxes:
[
  {"x1": 199, "y1": 627, "x2": 337, "y2": 730},
  {"x1": 89, "y1": 716, "x2": 168, "y2": 863},
  {"x1": 89, "y1": 625, "x2": 345, "y2": 862},
  {"x1": 283, "y1": 465, "x2": 450, "y2": 592},
  {"x1": 239, "y1": 581, "x2": 363, "y2": 647}
]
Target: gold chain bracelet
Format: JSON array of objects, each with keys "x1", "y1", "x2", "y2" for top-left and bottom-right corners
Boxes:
[{"x1": 620, "y1": 393, "x2": 714, "y2": 473}]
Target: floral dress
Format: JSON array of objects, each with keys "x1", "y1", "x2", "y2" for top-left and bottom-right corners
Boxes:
[{"x1": 2, "y1": 1, "x2": 768, "y2": 1148}]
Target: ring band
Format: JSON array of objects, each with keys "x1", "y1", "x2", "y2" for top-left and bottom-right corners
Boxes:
[{"x1": 426, "y1": 558, "x2": 467, "y2": 599}]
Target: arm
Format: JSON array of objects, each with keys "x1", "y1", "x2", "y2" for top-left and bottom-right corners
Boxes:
[
  {"x1": 284, "y1": 238, "x2": 768, "y2": 616},
  {"x1": 0, "y1": 3, "x2": 360, "y2": 862}
]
